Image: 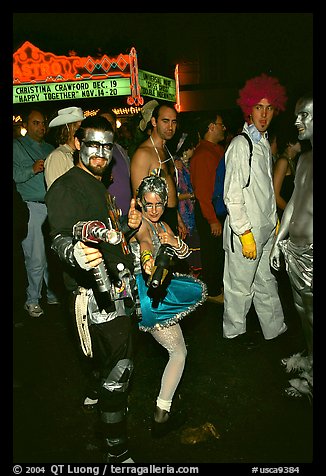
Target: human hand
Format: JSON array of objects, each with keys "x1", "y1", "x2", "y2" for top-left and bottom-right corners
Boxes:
[
  {"x1": 174, "y1": 160, "x2": 183, "y2": 170},
  {"x1": 140, "y1": 249, "x2": 154, "y2": 275},
  {"x1": 158, "y1": 231, "x2": 179, "y2": 248},
  {"x1": 177, "y1": 225, "x2": 188, "y2": 240},
  {"x1": 177, "y1": 213, "x2": 188, "y2": 240},
  {"x1": 239, "y1": 231, "x2": 257, "y2": 260},
  {"x1": 143, "y1": 257, "x2": 154, "y2": 275},
  {"x1": 128, "y1": 198, "x2": 142, "y2": 229},
  {"x1": 270, "y1": 244, "x2": 281, "y2": 270},
  {"x1": 210, "y1": 221, "x2": 222, "y2": 237},
  {"x1": 73, "y1": 241, "x2": 103, "y2": 270},
  {"x1": 33, "y1": 159, "x2": 44, "y2": 174}
]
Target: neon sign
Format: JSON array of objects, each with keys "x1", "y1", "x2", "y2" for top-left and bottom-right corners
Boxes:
[
  {"x1": 13, "y1": 78, "x2": 131, "y2": 104},
  {"x1": 13, "y1": 41, "x2": 131, "y2": 83},
  {"x1": 138, "y1": 69, "x2": 176, "y2": 102},
  {"x1": 12, "y1": 42, "x2": 177, "y2": 106}
]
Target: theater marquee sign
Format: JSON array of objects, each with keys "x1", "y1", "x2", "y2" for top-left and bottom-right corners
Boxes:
[{"x1": 13, "y1": 42, "x2": 178, "y2": 107}]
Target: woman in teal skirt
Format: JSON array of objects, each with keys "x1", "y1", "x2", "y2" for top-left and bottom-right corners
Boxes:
[{"x1": 130, "y1": 175, "x2": 207, "y2": 437}]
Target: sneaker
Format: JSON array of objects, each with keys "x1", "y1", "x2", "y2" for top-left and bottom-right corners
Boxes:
[
  {"x1": 47, "y1": 298, "x2": 60, "y2": 305},
  {"x1": 228, "y1": 333, "x2": 260, "y2": 349},
  {"x1": 207, "y1": 293, "x2": 224, "y2": 305},
  {"x1": 24, "y1": 303, "x2": 44, "y2": 318},
  {"x1": 82, "y1": 396, "x2": 99, "y2": 413},
  {"x1": 105, "y1": 449, "x2": 134, "y2": 463}
]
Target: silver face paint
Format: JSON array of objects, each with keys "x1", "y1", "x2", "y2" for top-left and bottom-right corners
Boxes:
[
  {"x1": 295, "y1": 98, "x2": 313, "y2": 142},
  {"x1": 80, "y1": 129, "x2": 114, "y2": 166},
  {"x1": 141, "y1": 200, "x2": 164, "y2": 212}
]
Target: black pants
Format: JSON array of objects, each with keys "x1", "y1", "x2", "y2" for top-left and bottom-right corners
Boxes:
[
  {"x1": 70, "y1": 290, "x2": 135, "y2": 457},
  {"x1": 194, "y1": 201, "x2": 225, "y2": 296},
  {"x1": 90, "y1": 315, "x2": 134, "y2": 455}
]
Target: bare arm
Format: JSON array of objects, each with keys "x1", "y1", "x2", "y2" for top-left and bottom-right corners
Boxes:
[
  {"x1": 134, "y1": 220, "x2": 155, "y2": 275},
  {"x1": 130, "y1": 146, "x2": 151, "y2": 198},
  {"x1": 270, "y1": 194, "x2": 294, "y2": 270}
]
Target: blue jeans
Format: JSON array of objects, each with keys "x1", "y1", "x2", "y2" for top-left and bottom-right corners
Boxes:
[{"x1": 21, "y1": 202, "x2": 57, "y2": 304}]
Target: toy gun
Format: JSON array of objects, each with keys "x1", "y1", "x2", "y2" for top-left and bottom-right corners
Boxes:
[
  {"x1": 148, "y1": 244, "x2": 175, "y2": 289},
  {"x1": 73, "y1": 220, "x2": 122, "y2": 246},
  {"x1": 73, "y1": 220, "x2": 122, "y2": 294}
]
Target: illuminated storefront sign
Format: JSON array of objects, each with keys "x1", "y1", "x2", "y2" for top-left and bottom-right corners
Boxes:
[
  {"x1": 138, "y1": 69, "x2": 176, "y2": 102},
  {"x1": 13, "y1": 78, "x2": 131, "y2": 104},
  {"x1": 12, "y1": 42, "x2": 179, "y2": 109}
]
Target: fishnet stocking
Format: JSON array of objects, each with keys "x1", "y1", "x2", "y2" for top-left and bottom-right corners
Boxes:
[{"x1": 151, "y1": 323, "x2": 187, "y2": 411}]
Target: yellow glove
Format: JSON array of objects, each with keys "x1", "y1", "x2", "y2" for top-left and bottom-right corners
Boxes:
[
  {"x1": 239, "y1": 231, "x2": 257, "y2": 260},
  {"x1": 275, "y1": 218, "x2": 280, "y2": 236}
]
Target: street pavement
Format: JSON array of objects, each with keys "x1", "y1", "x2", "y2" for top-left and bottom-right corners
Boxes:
[{"x1": 12, "y1": 267, "x2": 313, "y2": 466}]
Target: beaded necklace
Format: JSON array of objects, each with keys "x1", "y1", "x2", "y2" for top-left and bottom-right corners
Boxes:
[{"x1": 149, "y1": 135, "x2": 178, "y2": 185}]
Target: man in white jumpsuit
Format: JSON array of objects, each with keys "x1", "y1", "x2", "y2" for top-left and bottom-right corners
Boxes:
[{"x1": 223, "y1": 74, "x2": 288, "y2": 342}]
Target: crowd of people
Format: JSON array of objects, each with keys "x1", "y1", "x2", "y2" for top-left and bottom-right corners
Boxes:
[{"x1": 13, "y1": 74, "x2": 313, "y2": 463}]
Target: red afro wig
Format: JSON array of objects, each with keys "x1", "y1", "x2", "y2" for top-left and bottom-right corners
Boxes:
[{"x1": 237, "y1": 73, "x2": 287, "y2": 120}]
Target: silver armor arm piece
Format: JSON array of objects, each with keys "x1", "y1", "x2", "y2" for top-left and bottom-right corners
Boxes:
[{"x1": 51, "y1": 233, "x2": 76, "y2": 267}]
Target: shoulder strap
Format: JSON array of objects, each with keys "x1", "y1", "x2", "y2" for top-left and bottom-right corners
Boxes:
[
  {"x1": 229, "y1": 132, "x2": 253, "y2": 254},
  {"x1": 16, "y1": 138, "x2": 36, "y2": 163},
  {"x1": 238, "y1": 132, "x2": 253, "y2": 187}
]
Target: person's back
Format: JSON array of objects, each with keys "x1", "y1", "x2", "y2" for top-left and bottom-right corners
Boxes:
[
  {"x1": 97, "y1": 107, "x2": 132, "y2": 216},
  {"x1": 44, "y1": 106, "x2": 84, "y2": 189},
  {"x1": 109, "y1": 142, "x2": 132, "y2": 215}
]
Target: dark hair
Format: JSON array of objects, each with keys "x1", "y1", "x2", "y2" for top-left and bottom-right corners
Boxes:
[
  {"x1": 22, "y1": 106, "x2": 46, "y2": 124},
  {"x1": 152, "y1": 102, "x2": 177, "y2": 123},
  {"x1": 74, "y1": 115, "x2": 114, "y2": 142},
  {"x1": 194, "y1": 112, "x2": 223, "y2": 139},
  {"x1": 173, "y1": 131, "x2": 199, "y2": 156},
  {"x1": 97, "y1": 107, "x2": 117, "y2": 120},
  {"x1": 54, "y1": 124, "x2": 70, "y2": 146},
  {"x1": 277, "y1": 125, "x2": 300, "y2": 154}
]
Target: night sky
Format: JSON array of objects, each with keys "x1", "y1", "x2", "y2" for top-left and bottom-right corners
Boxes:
[
  {"x1": 13, "y1": 13, "x2": 312, "y2": 84},
  {"x1": 12, "y1": 12, "x2": 313, "y2": 120}
]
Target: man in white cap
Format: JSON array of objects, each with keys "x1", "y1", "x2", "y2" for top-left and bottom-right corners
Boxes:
[{"x1": 44, "y1": 106, "x2": 84, "y2": 188}]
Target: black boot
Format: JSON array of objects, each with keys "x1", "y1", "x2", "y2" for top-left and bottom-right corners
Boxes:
[
  {"x1": 151, "y1": 406, "x2": 187, "y2": 438},
  {"x1": 101, "y1": 409, "x2": 134, "y2": 463}
]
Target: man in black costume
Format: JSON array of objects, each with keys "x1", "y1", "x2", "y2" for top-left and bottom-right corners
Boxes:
[{"x1": 46, "y1": 115, "x2": 142, "y2": 463}]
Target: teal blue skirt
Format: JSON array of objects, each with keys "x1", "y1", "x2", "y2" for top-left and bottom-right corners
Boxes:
[{"x1": 136, "y1": 272, "x2": 207, "y2": 332}]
